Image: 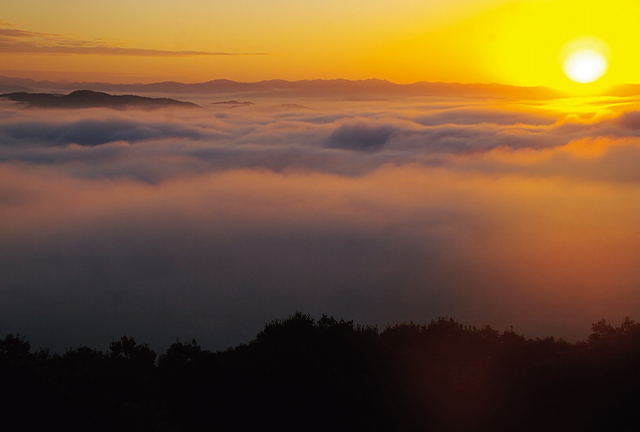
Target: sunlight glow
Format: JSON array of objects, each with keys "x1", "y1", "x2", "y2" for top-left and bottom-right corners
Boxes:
[
  {"x1": 560, "y1": 36, "x2": 610, "y2": 84},
  {"x1": 563, "y1": 50, "x2": 608, "y2": 83}
]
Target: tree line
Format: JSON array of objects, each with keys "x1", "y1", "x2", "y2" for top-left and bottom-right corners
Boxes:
[{"x1": 2, "y1": 313, "x2": 640, "y2": 431}]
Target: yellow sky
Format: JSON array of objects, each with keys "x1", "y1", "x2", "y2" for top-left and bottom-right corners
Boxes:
[{"x1": 2, "y1": 0, "x2": 640, "y2": 89}]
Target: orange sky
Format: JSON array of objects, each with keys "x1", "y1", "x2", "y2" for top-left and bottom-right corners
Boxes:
[{"x1": 2, "y1": 0, "x2": 640, "y2": 89}]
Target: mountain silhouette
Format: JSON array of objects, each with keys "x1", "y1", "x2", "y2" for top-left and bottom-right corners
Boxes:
[
  {"x1": 0, "y1": 76, "x2": 566, "y2": 99},
  {"x1": 0, "y1": 90, "x2": 199, "y2": 109}
]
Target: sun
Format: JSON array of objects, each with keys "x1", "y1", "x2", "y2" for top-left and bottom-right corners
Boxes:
[
  {"x1": 560, "y1": 36, "x2": 610, "y2": 84},
  {"x1": 563, "y1": 50, "x2": 608, "y2": 83}
]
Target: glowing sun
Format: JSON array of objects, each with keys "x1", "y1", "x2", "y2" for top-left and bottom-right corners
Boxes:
[{"x1": 561, "y1": 36, "x2": 610, "y2": 84}]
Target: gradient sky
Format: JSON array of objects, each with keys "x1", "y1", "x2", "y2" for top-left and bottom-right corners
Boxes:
[{"x1": 3, "y1": 0, "x2": 640, "y2": 87}]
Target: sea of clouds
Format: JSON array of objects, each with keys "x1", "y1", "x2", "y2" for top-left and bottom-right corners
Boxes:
[{"x1": 2, "y1": 94, "x2": 640, "y2": 352}]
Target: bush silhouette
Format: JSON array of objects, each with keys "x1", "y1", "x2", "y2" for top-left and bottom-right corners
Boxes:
[{"x1": 2, "y1": 315, "x2": 640, "y2": 431}]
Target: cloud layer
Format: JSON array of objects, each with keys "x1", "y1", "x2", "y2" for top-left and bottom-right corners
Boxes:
[{"x1": 2, "y1": 94, "x2": 640, "y2": 352}]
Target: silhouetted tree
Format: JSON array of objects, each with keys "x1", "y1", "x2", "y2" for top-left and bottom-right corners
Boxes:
[{"x1": 3, "y1": 315, "x2": 640, "y2": 432}]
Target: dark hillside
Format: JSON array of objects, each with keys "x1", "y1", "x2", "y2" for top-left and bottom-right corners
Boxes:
[
  {"x1": 0, "y1": 90, "x2": 199, "y2": 109},
  {"x1": 2, "y1": 314, "x2": 640, "y2": 431}
]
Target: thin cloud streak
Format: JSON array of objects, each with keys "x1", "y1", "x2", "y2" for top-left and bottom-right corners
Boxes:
[{"x1": 0, "y1": 26, "x2": 275, "y2": 57}]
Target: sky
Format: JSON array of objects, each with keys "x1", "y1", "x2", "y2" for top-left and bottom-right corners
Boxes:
[
  {"x1": 3, "y1": 1, "x2": 640, "y2": 352},
  {"x1": 3, "y1": 0, "x2": 640, "y2": 87}
]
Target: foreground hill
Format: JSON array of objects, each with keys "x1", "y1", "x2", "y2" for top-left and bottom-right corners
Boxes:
[
  {"x1": 0, "y1": 90, "x2": 199, "y2": 109},
  {"x1": 2, "y1": 313, "x2": 640, "y2": 431}
]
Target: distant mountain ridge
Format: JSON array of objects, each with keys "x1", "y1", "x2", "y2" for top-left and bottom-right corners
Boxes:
[
  {"x1": 0, "y1": 76, "x2": 567, "y2": 99},
  {"x1": 3, "y1": 76, "x2": 640, "y2": 100},
  {"x1": 0, "y1": 90, "x2": 199, "y2": 109}
]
